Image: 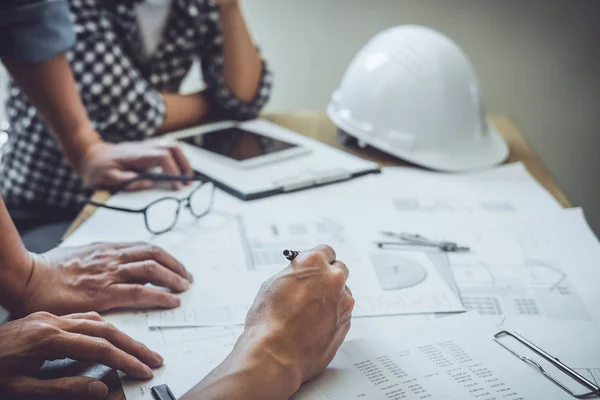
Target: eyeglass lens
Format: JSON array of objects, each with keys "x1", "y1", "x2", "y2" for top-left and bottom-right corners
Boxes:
[
  {"x1": 146, "y1": 198, "x2": 180, "y2": 234},
  {"x1": 189, "y1": 182, "x2": 215, "y2": 218}
]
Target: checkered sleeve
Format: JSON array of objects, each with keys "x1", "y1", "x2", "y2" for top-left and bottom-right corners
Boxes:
[
  {"x1": 196, "y1": 1, "x2": 273, "y2": 121},
  {"x1": 68, "y1": 0, "x2": 166, "y2": 140}
]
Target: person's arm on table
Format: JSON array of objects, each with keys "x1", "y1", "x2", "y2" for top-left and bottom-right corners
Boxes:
[
  {"x1": 0, "y1": 1, "x2": 193, "y2": 190},
  {"x1": 0, "y1": 195, "x2": 193, "y2": 317},
  {"x1": 183, "y1": 245, "x2": 355, "y2": 399},
  {"x1": 158, "y1": 0, "x2": 273, "y2": 134},
  {"x1": 158, "y1": 0, "x2": 265, "y2": 132},
  {"x1": 159, "y1": 92, "x2": 210, "y2": 134},
  {"x1": 0, "y1": 194, "x2": 174, "y2": 397}
]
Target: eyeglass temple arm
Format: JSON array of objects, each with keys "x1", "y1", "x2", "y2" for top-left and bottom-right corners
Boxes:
[{"x1": 88, "y1": 200, "x2": 145, "y2": 214}]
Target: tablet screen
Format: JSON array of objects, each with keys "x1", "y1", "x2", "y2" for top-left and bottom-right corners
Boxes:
[{"x1": 179, "y1": 127, "x2": 298, "y2": 161}]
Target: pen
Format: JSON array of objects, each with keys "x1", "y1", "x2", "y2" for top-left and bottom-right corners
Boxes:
[{"x1": 283, "y1": 249, "x2": 300, "y2": 261}]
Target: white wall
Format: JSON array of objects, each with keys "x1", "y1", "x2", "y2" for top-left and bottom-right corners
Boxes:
[{"x1": 242, "y1": 0, "x2": 600, "y2": 232}]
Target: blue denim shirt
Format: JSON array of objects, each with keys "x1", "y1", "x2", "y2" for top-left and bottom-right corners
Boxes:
[{"x1": 0, "y1": 0, "x2": 74, "y2": 62}]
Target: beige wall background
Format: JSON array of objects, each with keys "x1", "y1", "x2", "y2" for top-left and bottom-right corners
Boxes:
[{"x1": 240, "y1": 0, "x2": 600, "y2": 232}]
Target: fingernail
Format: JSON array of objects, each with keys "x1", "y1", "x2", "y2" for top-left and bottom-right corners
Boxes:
[
  {"x1": 171, "y1": 296, "x2": 181, "y2": 307},
  {"x1": 144, "y1": 365, "x2": 154, "y2": 379},
  {"x1": 187, "y1": 272, "x2": 194, "y2": 282},
  {"x1": 180, "y1": 279, "x2": 190, "y2": 290},
  {"x1": 88, "y1": 381, "x2": 108, "y2": 398},
  {"x1": 153, "y1": 351, "x2": 164, "y2": 364}
]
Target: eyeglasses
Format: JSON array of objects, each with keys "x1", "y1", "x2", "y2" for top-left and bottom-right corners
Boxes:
[{"x1": 88, "y1": 174, "x2": 215, "y2": 234}]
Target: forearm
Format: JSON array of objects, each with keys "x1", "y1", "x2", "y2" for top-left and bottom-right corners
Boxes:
[
  {"x1": 0, "y1": 196, "x2": 34, "y2": 314},
  {"x1": 158, "y1": 92, "x2": 209, "y2": 134},
  {"x1": 183, "y1": 329, "x2": 301, "y2": 400},
  {"x1": 2, "y1": 54, "x2": 102, "y2": 173},
  {"x1": 219, "y1": 2, "x2": 263, "y2": 103}
]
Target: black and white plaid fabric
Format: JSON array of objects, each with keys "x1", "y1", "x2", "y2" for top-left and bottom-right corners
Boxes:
[{"x1": 0, "y1": 0, "x2": 272, "y2": 211}]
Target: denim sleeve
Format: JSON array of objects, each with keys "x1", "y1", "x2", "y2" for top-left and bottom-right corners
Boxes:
[{"x1": 0, "y1": 0, "x2": 75, "y2": 62}]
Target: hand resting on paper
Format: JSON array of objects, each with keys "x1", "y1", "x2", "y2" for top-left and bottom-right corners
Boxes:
[
  {"x1": 0, "y1": 311, "x2": 163, "y2": 399},
  {"x1": 7, "y1": 242, "x2": 193, "y2": 318},
  {"x1": 184, "y1": 245, "x2": 354, "y2": 400}
]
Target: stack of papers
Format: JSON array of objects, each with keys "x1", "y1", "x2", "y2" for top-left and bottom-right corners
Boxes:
[
  {"x1": 62, "y1": 161, "x2": 600, "y2": 399},
  {"x1": 294, "y1": 313, "x2": 600, "y2": 399}
]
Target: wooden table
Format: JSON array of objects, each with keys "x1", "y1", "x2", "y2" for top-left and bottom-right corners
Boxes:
[{"x1": 64, "y1": 111, "x2": 570, "y2": 399}]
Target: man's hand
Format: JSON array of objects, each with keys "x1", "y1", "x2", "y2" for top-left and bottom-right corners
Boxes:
[
  {"x1": 0, "y1": 311, "x2": 163, "y2": 399},
  {"x1": 78, "y1": 141, "x2": 194, "y2": 191},
  {"x1": 186, "y1": 245, "x2": 354, "y2": 400},
  {"x1": 12, "y1": 242, "x2": 193, "y2": 317}
]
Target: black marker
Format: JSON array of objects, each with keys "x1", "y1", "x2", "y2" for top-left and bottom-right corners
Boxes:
[{"x1": 283, "y1": 249, "x2": 300, "y2": 261}]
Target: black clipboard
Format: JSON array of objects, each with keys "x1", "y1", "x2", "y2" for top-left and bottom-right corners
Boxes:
[{"x1": 193, "y1": 167, "x2": 382, "y2": 201}]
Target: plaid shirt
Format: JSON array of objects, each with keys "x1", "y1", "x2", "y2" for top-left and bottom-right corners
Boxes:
[{"x1": 0, "y1": 0, "x2": 272, "y2": 211}]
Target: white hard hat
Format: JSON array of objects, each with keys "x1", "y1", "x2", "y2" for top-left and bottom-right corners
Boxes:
[{"x1": 328, "y1": 25, "x2": 509, "y2": 172}]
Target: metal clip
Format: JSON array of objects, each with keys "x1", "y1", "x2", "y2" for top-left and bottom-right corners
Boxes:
[
  {"x1": 494, "y1": 331, "x2": 600, "y2": 399},
  {"x1": 375, "y1": 231, "x2": 470, "y2": 253},
  {"x1": 151, "y1": 384, "x2": 176, "y2": 400}
]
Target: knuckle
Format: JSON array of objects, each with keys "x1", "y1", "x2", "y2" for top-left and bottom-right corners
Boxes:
[
  {"x1": 346, "y1": 295, "x2": 356, "y2": 310},
  {"x1": 303, "y1": 251, "x2": 325, "y2": 266},
  {"x1": 95, "y1": 338, "x2": 114, "y2": 353},
  {"x1": 330, "y1": 268, "x2": 347, "y2": 286},
  {"x1": 116, "y1": 248, "x2": 130, "y2": 261},
  {"x1": 142, "y1": 260, "x2": 159, "y2": 276},
  {"x1": 148, "y1": 244, "x2": 163, "y2": 258},
  {"x1": 99, "y1": 321, "x2": 117, "y2": 335},
  {"x1": 317, "y1": 244, "x2": 335, "y2": 257},
  {"x1": 87, "y1": 311, "x2": 103, "y2": 320},
  {"x1": 30, "y1": 311, "x2": 55, "y2": 321},
  {"x1": 56, "y1": 379, "x2": 82, "y2": 393},
  {"x1": 34, "y1": 322, "x2": 62, "y2": 340},
  {"x1": 129, "y1": 284, "x2": 145, "y2": 300}
]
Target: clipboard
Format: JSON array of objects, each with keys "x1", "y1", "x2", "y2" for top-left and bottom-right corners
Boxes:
[
  {"x1": 192, "y1": 166, "x2": 381, "y2": 201},
  {"x1": 494, "y1": 330, "x2": 600, "y2": 398},
  {"x1": 167, "y1": 119, "x2": 381, "y2": 201}
]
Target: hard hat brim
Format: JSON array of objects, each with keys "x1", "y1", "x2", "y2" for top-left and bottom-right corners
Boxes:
[
  {"x1": 398, "y1": 126, "x2": 510, "y2": 172},
  {"x1": 329, "y1": 105, "x2": 509, "y2": 172}
]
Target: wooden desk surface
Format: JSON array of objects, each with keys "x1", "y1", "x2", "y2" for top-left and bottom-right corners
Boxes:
[{"x1": 65, "y1": 111, "x2": 570, "y2": 399}]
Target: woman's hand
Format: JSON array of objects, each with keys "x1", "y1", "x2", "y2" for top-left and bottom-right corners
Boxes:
[
  {"x1": 79, "y1": 141, "x2": 194, "y2": 191},
  {"x1": 0, "y1": 311, "x2": 163, "y2": 399},
  {"x1": 12, "y1": 242, "x2": 193, "y2": 317}
]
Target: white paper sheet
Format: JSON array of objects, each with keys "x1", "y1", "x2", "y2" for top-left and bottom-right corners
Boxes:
[
  {"x1": 293, "y1": 313, "x2": 600, "y2": 399},
  {"x1": 211, "y1": 162, "x2": 563, "y2": 223},
  {"x1": 103, "y1": 311, "x2": 242, "y2": 399},
  {"x1": 146, "y1": 271, "x2": 268, "y2": 328},
  {"x1": 146, "y1": 246, "x2": 464, "y2": 328}
]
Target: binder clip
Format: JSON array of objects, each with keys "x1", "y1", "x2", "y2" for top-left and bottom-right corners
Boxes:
[{"x1": 151, "y1": 384, "x2": 176, "y2": 400}]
